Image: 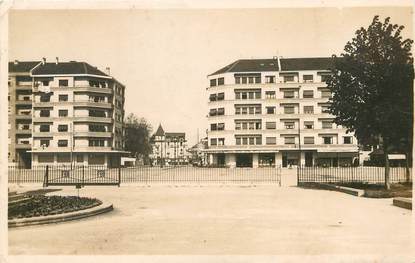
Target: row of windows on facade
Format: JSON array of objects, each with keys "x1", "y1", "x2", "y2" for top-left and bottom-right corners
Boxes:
[
  {"x1": 39, "y1": 139, "x2": 107, "y2": 147},
  {"x1": 209, "y1": 105, "x2": 331, "y2": 116},
  {"x1": 210, "y1": 120, "x2": 335, "y2": 131},
  {"x1": 209, "y1": 74, "x2": 330, "y2": 87},
  {"x1": 39, "y1": 94, "x2": 108, "y2": 103},
  {"x1": 209, "y1": 89, "x2": 332, "y2": 101},
  {"x1": 37, "y1": 109, "x2": 108, "y2": 118},
  {"x1": 153, "y1": 141, "x2": 186, "y2": 147},
  {"x1": 38, "y1": 124, "x2": 108, "y2": 133},
  {"x1": 210, "y1": 136, "x2": 353, "y2": 146},
  {"x1": 39, "y1": 79, "x2": 123, "y2": 95},
  {"x1": 36, "y1": 153, "x2": 107, "y2": 164}
]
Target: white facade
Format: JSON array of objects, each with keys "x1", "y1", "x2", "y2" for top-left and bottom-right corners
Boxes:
[{"x1": 206, "y1": 58, "x2": 359, "y2": 168}]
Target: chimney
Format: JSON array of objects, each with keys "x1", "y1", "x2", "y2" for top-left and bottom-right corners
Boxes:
[
  {"x1": 55, "y1": 57, "x2": 59, "y2": 64},
  {"x1": 42, "y1": 57, "x2": 46, "y2": 65},
  {"x1": 105, "y1": 67, "x2": 111, "y2": 76},
  {"x1": 13, "y1": 60, "x2": 18, "y2": 65}
]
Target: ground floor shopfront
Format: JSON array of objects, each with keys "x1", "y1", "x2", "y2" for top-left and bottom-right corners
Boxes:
[
  {"x1": 207, "y1": 151, "x2": 359, "y2": 168},
  {"x1": 31, "y1": 151, "x2": 125, "y2": 168}
]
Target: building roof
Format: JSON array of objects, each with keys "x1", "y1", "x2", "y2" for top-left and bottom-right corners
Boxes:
[
  {"x1": 8, "y1": 61, "x2": 40, "y2": 73},
  {"x1": 209, "y1": 57, "x2": 335, "y2": 76},
  {"x1": 31, "y1": 61, "x2": 109, "y2": 77},
  {"x1": 166, "y1": 132, "x2": 185, "y2": 138},
  {"x1": 154, "y1": 124, "x2": 165, "y2": 136}
]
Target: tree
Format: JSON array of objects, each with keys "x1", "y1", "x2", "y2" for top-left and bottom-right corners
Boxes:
[
  {"x1": 327, "y1": 16, "x2": 413, "y2": 189},
  {"x1": 124, "y1": 113, "x2": 153, "y2": 164}
]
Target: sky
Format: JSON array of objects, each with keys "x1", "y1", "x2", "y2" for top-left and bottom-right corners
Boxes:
[{"x1": 9, "y1": 6, "x2": 412, "y2": 146}]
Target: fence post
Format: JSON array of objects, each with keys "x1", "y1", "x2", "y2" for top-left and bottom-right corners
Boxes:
[
  {"x1": 43, "y1": 165, "x2": 49, "y2": 187},
  {"x1": 82, "y1": 165, "x2": 85, "y2": 186},
  {"x1": 118, "y1": 166, "x2": 121, "y2": 187}
]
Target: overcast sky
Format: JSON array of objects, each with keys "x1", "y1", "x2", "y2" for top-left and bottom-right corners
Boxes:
[{"x1": 9, "y1": 7, "x2": 412, "y2": 145}]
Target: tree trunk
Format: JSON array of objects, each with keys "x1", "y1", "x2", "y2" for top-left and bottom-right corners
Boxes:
[{"x1": 384, "y1": 145, "x2": 390, "y2": 190}]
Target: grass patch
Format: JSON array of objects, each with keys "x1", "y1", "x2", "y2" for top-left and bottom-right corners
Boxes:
[{"x1": 335, "y1": 182, "x2": 412, "y2": 198}]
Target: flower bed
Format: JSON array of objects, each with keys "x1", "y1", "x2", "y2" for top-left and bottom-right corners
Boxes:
[
  {"x1": 8, "y1": 195, "x2": 102, "y2": 220},
  {"x1": 335, "y1": 182, "x2": 412, "y2": 198}
]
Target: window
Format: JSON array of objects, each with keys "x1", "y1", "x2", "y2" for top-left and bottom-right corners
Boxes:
[
  {"x1": 255, "y1": 76, "x2": 261, "y2": 83},
  {"x1": 235, "y1": 122, "x2": 241, "y2": 130},
  {"x1": 321, "y1": 74, "x2": 330, "y2": 83},
  {"x1": 59, "y1": 109, "x2": 68, "y2": 117},
  {"x1": 89, "y1": 139, "x2": 105, "y2": 147},
  {"x1": 304, "y1": 121, "x2": 314, "y2": 129},
  {"x1": 344, "y1": 136, "x2": 353, "y2": 144},
  {"x1": 59, "y1": 95, "x2": 68, "y2": 101},
  {"x1": 321, "y1": 90, "x2": 332, "y2": 98},
  {"x1": 283, "y1": 75, "x2": 295, "y2": 82},
  {"x1": 266, "y1": 122, "x2": 276, "y2": 129},
  {"x1": 89, "y1": 124, "x2": 106, "y2": 132},
  {"x1": 323, "y1": 136, "x2": 333, "y2": 144},
  {"x1": 40, "y1": 95, "x2": 51, "y2": 102},
  {"x1": 209, "y1": 94, "x2": 217, "y2": 101},
  {"x1": 284, "y1": 137, "x2": 295, "y2": 144},
  {"x1": 303, "y1": 90, "x2": 314, "y2": 98},
  {"x1": 284, "y1": 106, "x2": 295, "y2": 114},
  {"x1": 76, "y1": 154, "x2": 84, "y2": 163},
  {"x1": 218, "y1": 138, "x2": 225, "y2": 146},
  {"x1": 304, "y1": 137, "x2": 314, "y2": 144},
  {"x1": 217, "y1": 108, "x2": 225, "y2": 115},
  {"x1": 235, "y1": 77, "x2": 241, "y2": 84},
  {"x1": 303, "y1": 75, "x2": 314, "y2": 82},
  {"x1": 266, "y1": 137, "x2": 276, "y2": 145},
  {"x1": 266, "y1": 107, "x2": 275, "y2": 114},
  {"x1": 210, "y1": 123, "x2": 217, "y2": 131},
  {"x1": 248, "y1": 77, "x2": 254, "y2": 84},
  {"x1": 210, "y1": 79, "x2": 217, "y2": 87},
  {"x1": 283, "y1": 90, "x2": 295, "y2": 98},
  {"x1": 304, "y1": 106, "x2": 314, "y2": 114},
  {"x1": 39, "y1": 124, "x2": 50, "y2": 132},
  {"x1": 217, "y1": 123, "x2": 225, "y2": 130},
  {"x1": 210, "y1": 138, "x2": 217, "y2": 146},
  {"x1": 40, "y1": 139, "x2": 50, "y2": 147},
  {"x1": 218, "y1": 77, "x2": 224, "y2": 85},
  {"x1": 255, "y1": 91, "x2": 261, "y2": 99},
  {"x1": 59, "y1": 79, "x2": 69, "y2": 87},
  {"x1": 42, "y1": 80, "x2": 50, "y2": 86},
  {"x1": 89, "y1": 109, "x2": 106, "y2": 117},
  {"x1": 284, "y1": 121, "x2": 295, "y2": 129},
  {"x1": 40, "y1": 110, "x2": 50, "y2": 117},
  {"x1": 58, "y1": 140, "x2": 68, "y2": 147},
  {"x1": 321, "y1": 105, "x2": 330, "y2": 113},
  {"x1": 236, "y1": 136, "x2": 261, "y2": 145},
  {"x1": 90, "y1": 95, "x2": 105, "y2": 103},
  {"x1": 322, "y1": 120, "x2": 333, "y2": 129},
  {"x1": 256, "y1": 137, "x2": 262, "y2": 145},
  {"x1": 209, "y1": 109, "x2": 217, "y2": 116},
  {"x1": 265, "y1": 76, "x2": 275, "y2": 83},
  {"x1": 236, "y1": 137, "x2": 241, "y2": 145},
  {"x1": 58, "y1": 124, "x2": 68, "y2": 132},
  {"x1": 242, "y1": 77, "x2": 247, "y2": 84},
  {"x1": 265, "y1": 91, "x2": 275, "y2": 99},
  {"x1": 217, "y1": 93, "x2": 225, "y2": 101},
  {"x1": 22, "y1": 124, "x2": 30, "y2": 130}
]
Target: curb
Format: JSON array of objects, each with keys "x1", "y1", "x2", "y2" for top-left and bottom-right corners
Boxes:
[
  {"x1": 393, "y1": 197, "x2": 412, "y2": 210},
  {"x1": 8, "y1": 201, "x2": 113, "y2": 228},
  {"x1": 299, "y1": 182, "x2": 364, "y2": 196}
]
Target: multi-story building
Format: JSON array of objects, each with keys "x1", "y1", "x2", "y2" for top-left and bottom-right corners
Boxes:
[
  {"x1": 8, "y1": 58, "x2": 126, "y2": 167},
  {"x1": 150, "y1": 124, "x2": 189, "y2": 165},
  {"x1": 8, "y1": 61, "x2": 40, "y2": 168},
  {"x1": 205, "y1": 57, "x2": 359, "y2": 168}
]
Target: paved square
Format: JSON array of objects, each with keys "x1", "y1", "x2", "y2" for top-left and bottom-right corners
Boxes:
[{"x1": 8, "y1": 182, "x2": 412, "y2": 255}]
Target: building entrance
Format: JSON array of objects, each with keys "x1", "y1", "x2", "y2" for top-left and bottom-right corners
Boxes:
[{"x1": 236, "y1": 153, "x2": 253, "y2": 167}]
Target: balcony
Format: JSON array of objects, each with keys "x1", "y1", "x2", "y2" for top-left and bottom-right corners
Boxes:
[
  {"x1": 74, "y1": 131, "x2": 112, "y2": 138},
  {"x1": 73, "y1": 86, "x2": 113, "y2": 94},
  {"x1": 15, "y1": 99, "x2": 32, "y2": 106},
  {"x1": 15, "y1": 129, "x2": 32, "y2": 135},
  {"x1": 15, "y1": 143, "x2": 31, "y2": 149},
  {"x1": 73, "y1": 116, "x2": 113, "y2": 123},
  {"x1": 15, "y1": 85, "x2": 32, "y2": 90},
  {"x1": 74, "y1": 101, "x2": 112, "y2": 109},
  {"x1": 15, "y1": 113, "x2": 32, "y2": 120}
]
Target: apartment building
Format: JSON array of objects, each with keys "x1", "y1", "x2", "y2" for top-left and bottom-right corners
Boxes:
[
  {"x1": 206, "y1": 57, "x2": 359, "y2": 168},
  {"x1": 8, "y1": 58, "x2": 126, "y2": 167},
  {"x1": 150, "y1": 124, "x2": 189, "y2": 165},
  {"x1": 8, "y1": 61, "x2": 40, "y2": 168}
]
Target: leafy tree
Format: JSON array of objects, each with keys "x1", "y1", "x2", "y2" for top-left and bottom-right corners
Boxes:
[
  {"x1": 124, "y1": 113, "x2": 153, "y2": 164},
  {"x1": 327, "y1": 16, "x2": 413, "y2": 189}
]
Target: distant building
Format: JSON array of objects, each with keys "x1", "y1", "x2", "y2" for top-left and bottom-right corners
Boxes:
[
  {"x1": 150, "y1": 124, "x2": 188, "y2": 165},
  {"x1": 205, "y1": 57, "x2": 361, "y2": 168},
  {"x1": 188, "y1": 137, "x2": 208, "y2": 166},
  {"x1": 8, "y1": 58, "x2": 127, "y2": 168}
]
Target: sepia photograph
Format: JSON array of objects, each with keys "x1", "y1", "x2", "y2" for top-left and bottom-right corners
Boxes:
[{"x1": 1, "y1": 0, "x2": 414, "y2": 261}]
